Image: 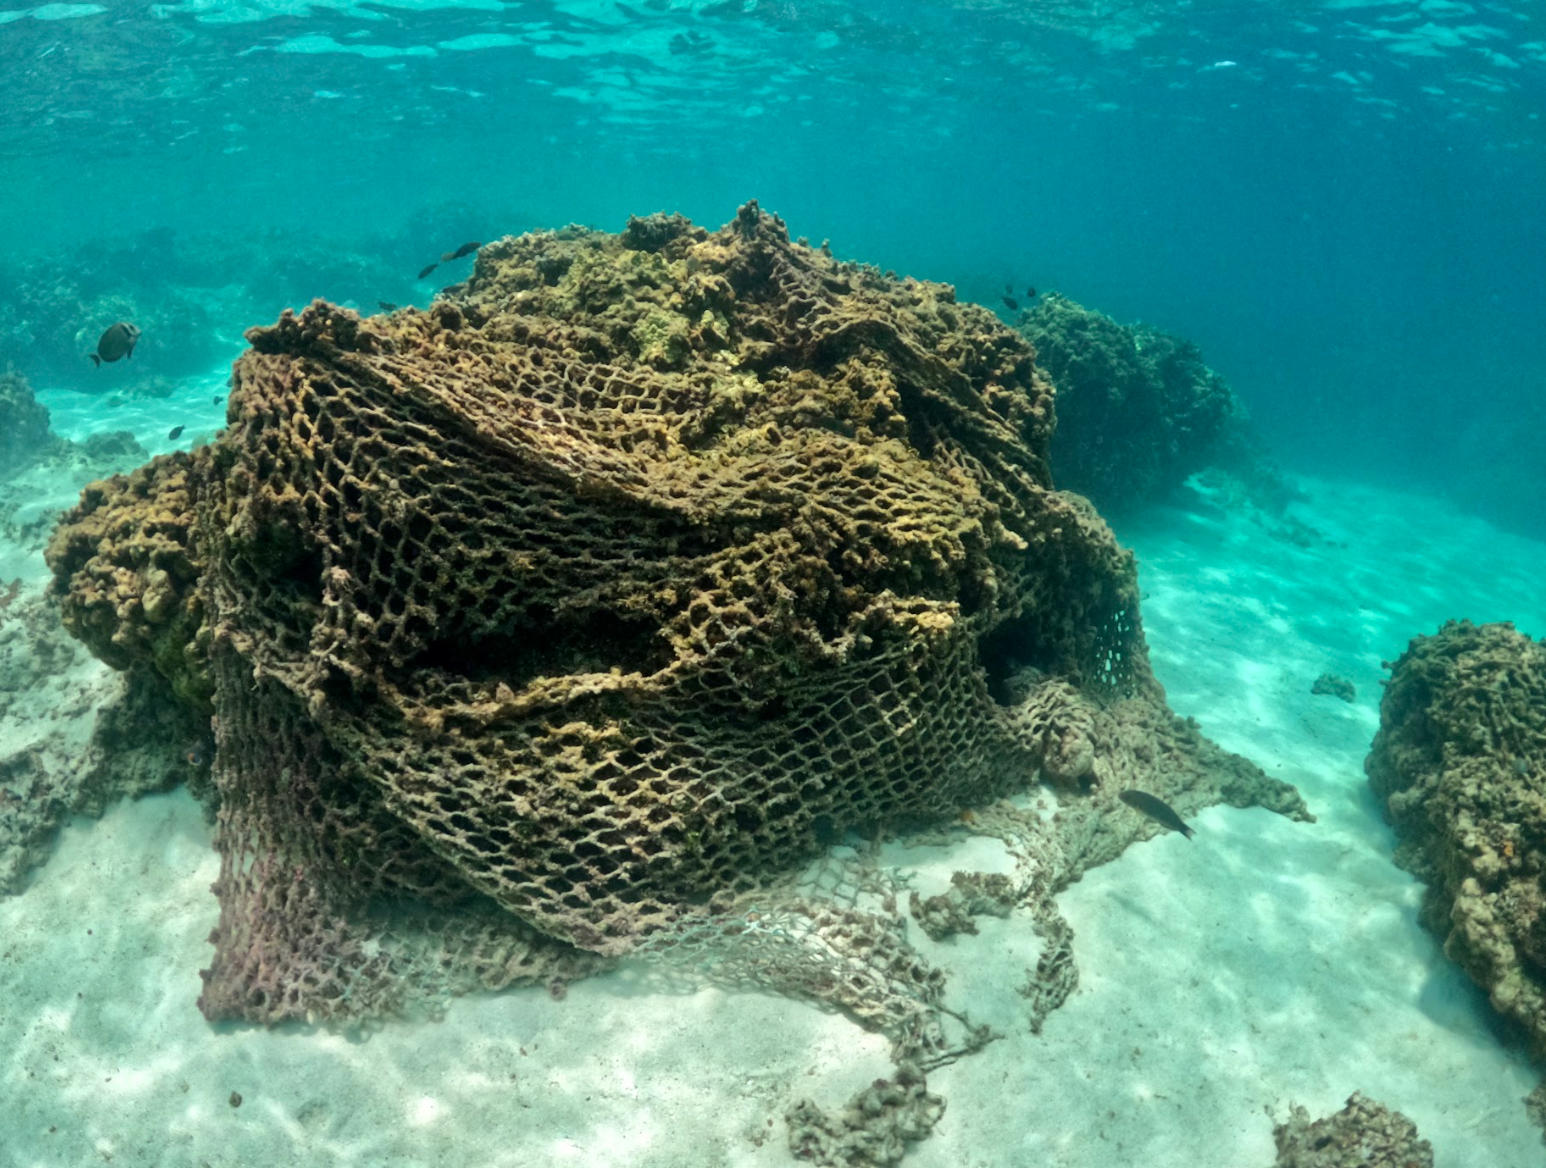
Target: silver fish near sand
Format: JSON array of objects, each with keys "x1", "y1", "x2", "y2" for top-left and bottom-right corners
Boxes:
[
  {"x1": 89, "y1": 321, "x2": 140, "y2": 367},
  {"x1": 1119, "y1": 789, "x2": 1195, "y2": 839}
]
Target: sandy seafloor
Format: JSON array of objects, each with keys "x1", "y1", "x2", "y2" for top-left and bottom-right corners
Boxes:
[{"x1": 2, "y1": 368, "x2": 1545, "y2": 1168}]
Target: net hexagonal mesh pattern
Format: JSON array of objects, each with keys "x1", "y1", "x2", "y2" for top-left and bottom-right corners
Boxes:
[{"x1": 49, "y1": 203, "x2": 1306, "y2": 1032}]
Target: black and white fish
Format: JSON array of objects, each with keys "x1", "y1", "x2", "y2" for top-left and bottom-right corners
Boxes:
[{"x1": 89, "y1": 321, "x2": 140, "y2": 367}]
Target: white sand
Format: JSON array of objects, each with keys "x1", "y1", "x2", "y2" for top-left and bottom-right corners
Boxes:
[{"x1": 1, "y1": 446, "x2": 1543, "y2": 1166}]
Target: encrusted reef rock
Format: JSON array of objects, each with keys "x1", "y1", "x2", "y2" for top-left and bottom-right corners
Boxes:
[
  {"x1": 46, "y1": 453, "x2": 209, "y2": 708},
  {"x1": 0, "y1": 369, "x2": 65, "y2": 478},
  {"x1": 1367, "y1": 619, "x2": 1546, "y2": 1054},
  {"x1": 1018, "y1": 294, "x2": 1281, "y2": 513},
  {"x1": 0, "y1": 586, "x2": 126, "y2": 893},
  {"x1": 1270, "y1": 1092, "x2": 1433, "y2": 1168},
  {"x1": 47, "y1": 202, "x2": 1307, "y2": 1028}
]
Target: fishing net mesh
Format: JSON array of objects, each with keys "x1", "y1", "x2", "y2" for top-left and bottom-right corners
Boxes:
[{"x1": 48, "y1": 206, "x2": 1308, "y2": 1109}]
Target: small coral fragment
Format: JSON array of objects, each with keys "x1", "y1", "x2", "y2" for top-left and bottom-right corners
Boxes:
[{"x1": 786, "y1": 1062, "x2": 944, "y2": 1167}]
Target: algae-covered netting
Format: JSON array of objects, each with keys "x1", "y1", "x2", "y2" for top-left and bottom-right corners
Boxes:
[{"x1": 47, "y1": 203, "x2": 1307, "y2": 1035}]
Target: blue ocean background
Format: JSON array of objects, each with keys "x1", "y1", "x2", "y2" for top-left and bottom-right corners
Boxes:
[
  {"x1": 2, "y1": 0, "x2": 1541, "y2": 536},
  {"x1": 4, "y1": 6, "x2": 1546, "y2": 1168}
]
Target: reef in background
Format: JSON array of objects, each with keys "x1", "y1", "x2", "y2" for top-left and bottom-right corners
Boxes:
[
  {"x1": 0, "y1": 206, "x2": 505, "y2": 392},
  {"x1": 1018, "y1": 293, "x2": 1294, "y2": 518},
  {"x1": 0, "y1": 368, "x2": 61, "y2": 478},
  {"x1": 0, "y1": 367, "x2": 148, "y2": 555}
]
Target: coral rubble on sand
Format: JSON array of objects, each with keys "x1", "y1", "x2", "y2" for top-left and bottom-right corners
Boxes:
[{"x1": 1270, "y1": 1092, "x2": 1433, "y2": 1168}]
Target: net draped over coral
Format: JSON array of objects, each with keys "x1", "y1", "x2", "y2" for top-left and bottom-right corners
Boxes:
[{"x1": 47, "y1": 203, "x2": 1307, "y2": 1032}]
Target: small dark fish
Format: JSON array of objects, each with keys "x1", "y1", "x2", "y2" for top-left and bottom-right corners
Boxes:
[
  {"x1": 417, "y1": 263, "x2": 438, "y2": 279},
  {"x1": 212, "y1": 395, "x2": 223, "y2": 406},
  {"x1": 1001, "y1": 295, "x2": 1019, "y2": 312},
  {"x1": 1119, "y1": 789, "x2": 1195, "y2": 839},
  {"x1": 89, "y1": 321, "x2": 140, "y2": 368},
  {"x1": 669, "y1": 30, "x2": 711, "y2": 55},
  {"x1": 377, "y1": 301, "x2": 398, "y2": 312},
  {"x1": 167, "y1": 425, "x2": 184, "y2": 440},
  {"x1": 1025, "y1": 286, "x2": 1037, "y2": 300},
  {"x1": 444, "y1": 241, "x2": 481, "y2": 261}
]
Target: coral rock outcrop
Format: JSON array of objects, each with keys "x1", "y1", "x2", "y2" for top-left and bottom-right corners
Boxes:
[
  {"x1": 1019, "y1": 293, "x2": 1274, "y2": 513},
  {"x1": 1367, "y1": 619, "x2": 1546, "y2": 1054}
]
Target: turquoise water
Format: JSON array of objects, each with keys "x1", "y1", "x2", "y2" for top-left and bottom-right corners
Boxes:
[
  {"x1": 2, "y1": 0, "x2": 1542, "y2": 534},
  {"x1": 3, "y1": 5, "x2": 1546, "y2": 1167}
]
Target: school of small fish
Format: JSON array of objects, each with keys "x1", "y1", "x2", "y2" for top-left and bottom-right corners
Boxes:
[{"x1": 1000, "y1": 284, "x2": 1038, "y2": 313}]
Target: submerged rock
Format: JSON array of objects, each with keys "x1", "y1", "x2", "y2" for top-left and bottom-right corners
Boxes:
[
  {"x1": 1367, "y1": 619, "x2": 1546, "y2": 1055},
  {"x1": 0, "y1": 369, "x2": 63, "y2": 478},
  {"x1": 1019, "y1": 293, "x2": 1289, "y2": 514}
]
